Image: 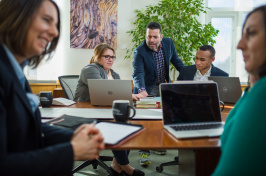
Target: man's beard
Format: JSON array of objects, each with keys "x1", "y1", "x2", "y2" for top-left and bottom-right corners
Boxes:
[{"x1": 147, "y1": 42, "x2": 159, "y2": 51}]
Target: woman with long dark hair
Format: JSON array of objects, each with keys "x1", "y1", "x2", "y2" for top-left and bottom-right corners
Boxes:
[{"x1": 0, "y1": 0, "x2": 104, "y2": 175}]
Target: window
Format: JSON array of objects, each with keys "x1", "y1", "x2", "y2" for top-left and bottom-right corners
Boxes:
[
  {"x1": 206, "y1": 0, "x2": 265, "y2": 83},
  {"x1": 208, "y1": 0, "x2": 265, "y2": 10},
  {"x1": 208, "y1": 0, "x2": 235, "y2": 8},
  {"x1": 211, "y1": 17, "x2": 233, "y2": 75}
]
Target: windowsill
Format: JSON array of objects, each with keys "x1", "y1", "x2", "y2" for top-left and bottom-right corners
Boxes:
[
  {"x1": 28, "y1": 80, "x2": 60, "y2": 86},
  {"x1": 28, "y1": 80, "x2": 57, "y2": 83},
  {"x1": 240, "y1": 82, "x2": 248, "y2": 86}
]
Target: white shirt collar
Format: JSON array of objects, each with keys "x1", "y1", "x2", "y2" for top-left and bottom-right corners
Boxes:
[
  {"x1": 2, "y1": 44, "x2": 26, "y2": 89},
  {"x1": 193, "y1": 65, "x2": 212, "y2": 81},
  {"x1": 3, "y1": 44, "x2": 39, "y2": 112}
]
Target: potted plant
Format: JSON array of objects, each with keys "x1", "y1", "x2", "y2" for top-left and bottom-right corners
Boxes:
[{"x1": 125, "y1": 0, "x2": 219, "y2": 78}]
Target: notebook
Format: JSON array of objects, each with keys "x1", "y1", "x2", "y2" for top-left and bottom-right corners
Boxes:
[
  {"x1": 95, "y1": 121, "x2": 144, "y2": 146},
  {"x1": 208, "y1": 76, "x2": 242, "y2": 103},
  {"x1": 87, "y1": 79, "x2": 133, "y2": 106},
  {"x1": 160, "y1": 82, "x2": 224, "y2": 139},
  {"x1": 45, "y1": 115, "x2": 144, "y2": 146}
]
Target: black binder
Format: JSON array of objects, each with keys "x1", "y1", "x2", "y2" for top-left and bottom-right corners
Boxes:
[{"x1": 45, "y1": 114, "x2": 96, "y2": 130}]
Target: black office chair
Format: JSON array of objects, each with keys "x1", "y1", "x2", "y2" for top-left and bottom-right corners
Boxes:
[
  {"x1": 58, "y1": 75, "x2": 114, "y2": 175},
  {"x1": 156, "y1": 156, "x2": 178, "y2": 173},
  {"x1": 58, "y1": 75, "x2": 79, "y2": 100},
  {"x1": 72, "y1": 156, "x2": 114, "y2": 174}
]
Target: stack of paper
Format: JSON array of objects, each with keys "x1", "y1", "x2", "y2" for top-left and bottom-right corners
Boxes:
[
  {"x1": 136, "y1": 97, "x2": 161, "y2": 108},
  {"x1": 139, "y1": 97, "x2": 161, "y2": 102},
  {"x1": 52, "y1": 98, "x2": 76, "y2": 106},
  {"x1": 39, "y1": 108, "x2": 163, "y2": 120}
]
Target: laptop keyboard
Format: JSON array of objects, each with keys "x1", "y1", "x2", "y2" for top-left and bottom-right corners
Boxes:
[{"x1": 170, "y1": 123, "x2": 223, "y2": 131}]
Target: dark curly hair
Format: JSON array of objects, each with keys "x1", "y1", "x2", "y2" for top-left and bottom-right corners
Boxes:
[{"x1": 146, "y1": 22, "x2": 162, "y2": 34}]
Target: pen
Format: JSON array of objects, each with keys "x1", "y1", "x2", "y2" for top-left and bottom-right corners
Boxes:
[
  {"x1": 89, "y1": 120, "x2": 97, "y2": 139},
  {"x1": 50, "y1": 118, "x2": 64, "y2": 124},
  {"x1": 41, "y1": 117, "x2": 54, "y2": 119}
]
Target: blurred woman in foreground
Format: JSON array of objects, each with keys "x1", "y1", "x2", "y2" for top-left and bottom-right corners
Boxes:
[
  {"x1": 0, "y1": 0, "x2": 104, "y2": 175},
  {"x1": 212, "y1": 5, "x2": 266, "y2": 175}
]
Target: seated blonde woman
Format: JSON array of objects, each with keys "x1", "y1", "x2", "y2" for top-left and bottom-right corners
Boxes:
[
  {"x1": 74, "y1": 43, "x2": 143, "y2": 102},
  {"x1": 74, "y1": 43, "x2": 145, "y2": 176}
]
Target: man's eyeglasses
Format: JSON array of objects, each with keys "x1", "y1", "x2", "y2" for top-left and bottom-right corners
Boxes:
[{"x1": 101, "y1": 55, "x2": 116, "y2": 60}]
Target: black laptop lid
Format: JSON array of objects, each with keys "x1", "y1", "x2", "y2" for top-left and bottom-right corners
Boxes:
[
  {"x1": 208, "y1": 76, "x2": 242, "y2": 103},
  {"x1": 160, "y1": 83, "x2": 222, "y2": 125}
]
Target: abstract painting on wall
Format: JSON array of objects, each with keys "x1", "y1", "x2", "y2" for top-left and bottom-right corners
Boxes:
[{"x1": 70, "y1": 0, "x2": 118, "y2": 49}]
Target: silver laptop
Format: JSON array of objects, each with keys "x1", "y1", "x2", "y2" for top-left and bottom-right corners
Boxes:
[
  {"x1": 87, "y1": 79, "x2": 133, "y2": 106},
  {"x1": 160, "y1": 82, "x2": 224, "y2": 139},
  {"x1": 208, "y1": 77, "x2": 242, "y2": 103}
]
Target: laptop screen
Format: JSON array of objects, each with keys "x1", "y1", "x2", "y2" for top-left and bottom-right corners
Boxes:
[
  {"x1": 87, "y1": 79, "x2": 133, "y2": 106},
  {"x1": 208, "y1": 76, "x2": 242, "y2": 103},
  {"x1": 160, "y1": 83, "x2": 221, "y2": 125}
]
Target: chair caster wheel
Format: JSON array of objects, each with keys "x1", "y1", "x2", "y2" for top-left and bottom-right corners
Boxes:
[
  {"x1": 174, "y1": 156, "x2": 179, "y2": 162},
  {"x1": 156, "y1": 166, "x2": 163, "y2": 173}
]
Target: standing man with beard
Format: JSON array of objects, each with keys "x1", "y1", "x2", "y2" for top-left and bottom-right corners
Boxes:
[
  {"x1": 132, "y1": 22, "x2": 184, "y2": 166},
  {"x1": 132, "y1": 22, "x2": 184, "y2": 97}
]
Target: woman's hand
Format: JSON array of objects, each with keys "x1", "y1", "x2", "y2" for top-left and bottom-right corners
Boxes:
[{"x1": 71, "y1": 124, "x2": 104, "y2": 161}]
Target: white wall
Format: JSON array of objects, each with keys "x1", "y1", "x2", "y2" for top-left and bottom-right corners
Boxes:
[
  {"x1": 34, "y1": 0, "x2": 206, "y2": 81},
  {"x1": 48, "y1": 0, "x2": 160, "y2": 80}
]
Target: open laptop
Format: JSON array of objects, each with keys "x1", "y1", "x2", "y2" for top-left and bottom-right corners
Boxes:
[
  {"x1": 87, "y1": 79, "x2": 133, "y2": 106},
  {"x1": 160, "y1": 82, "x2": 224, "y2": 139},
  {"x1": 208, "y1": 76, "x2": 242, "y2": 103}
]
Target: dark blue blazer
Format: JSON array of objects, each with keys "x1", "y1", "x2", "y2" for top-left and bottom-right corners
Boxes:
[
  {"x1": 132, "y1": 38, "x2": 184, "y2": 94},
  {"x1": 0, "y1": 45, "x2": 74, "y2": 176},
  {"x1": 177, "y1": 64, "x2": 229, "y2": 80}
]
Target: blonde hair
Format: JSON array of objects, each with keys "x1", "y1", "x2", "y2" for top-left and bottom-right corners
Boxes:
[{"x1": 89, "y1": 43, "x2": 115, "y2": 64}]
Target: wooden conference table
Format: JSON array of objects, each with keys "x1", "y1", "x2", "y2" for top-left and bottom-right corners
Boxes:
[{"x1": 63, "y1": 102, "x2": 234, "y2": 176}]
